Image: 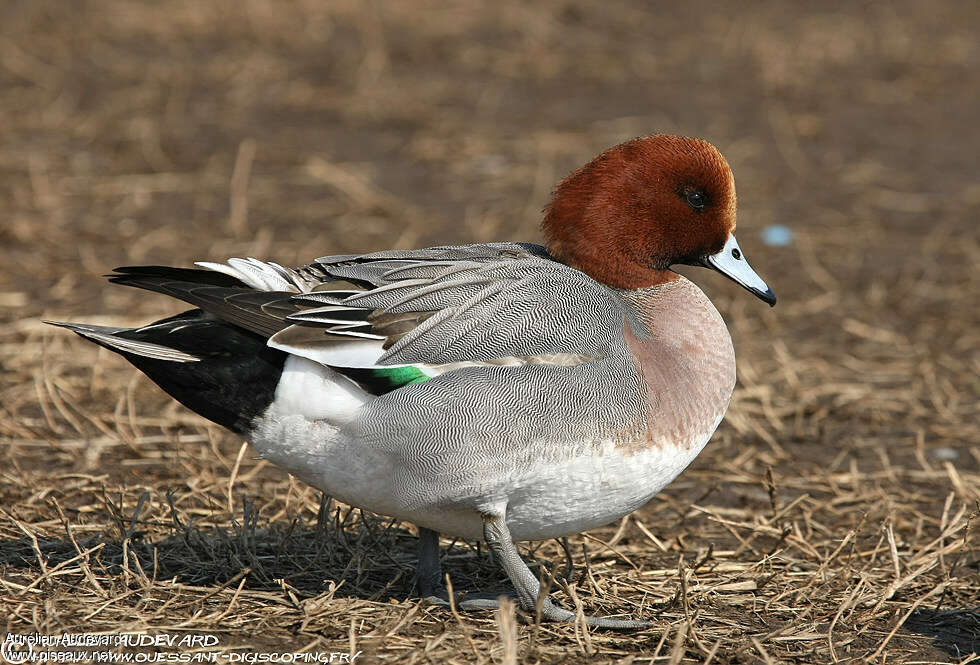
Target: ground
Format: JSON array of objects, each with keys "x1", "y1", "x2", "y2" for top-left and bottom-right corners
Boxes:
[{"x1": 1, "y1": 1, "x2": 978, "y2": 663}]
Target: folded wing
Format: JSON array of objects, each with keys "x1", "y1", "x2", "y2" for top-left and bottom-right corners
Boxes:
[{"x1": 268, "y1": 242, "x2": 619, "y2": 370}]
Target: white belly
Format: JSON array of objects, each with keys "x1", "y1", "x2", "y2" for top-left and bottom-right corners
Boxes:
[{"x1": 499, "y1": 437, "x2": 713, "y2": 541}]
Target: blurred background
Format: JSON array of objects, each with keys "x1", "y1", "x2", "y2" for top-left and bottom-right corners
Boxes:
[{"x1": 1, "y1": 1, "x2": 977, "y2": 661}]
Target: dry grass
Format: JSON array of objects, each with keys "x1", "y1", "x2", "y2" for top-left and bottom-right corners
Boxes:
[{"x1": 1, "y1": 1, "x2": 979, "y2": 663}]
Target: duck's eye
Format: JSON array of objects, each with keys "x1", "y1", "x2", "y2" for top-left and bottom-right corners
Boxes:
[
  {"x1": 731, "y1": 248, "x2": 741, "y2": 260},
  {"x1": 682, "y1": 187, "x2": 708, "y2": 211}
]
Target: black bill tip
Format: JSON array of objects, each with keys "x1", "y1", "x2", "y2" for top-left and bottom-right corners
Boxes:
[{"x1": 753, "y1": 287, "x2": 777, "y2": 307}]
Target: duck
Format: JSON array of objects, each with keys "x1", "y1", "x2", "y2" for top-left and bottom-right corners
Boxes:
[{"x1": 47, "y1": 134, "x2": 775, "y2": 630}]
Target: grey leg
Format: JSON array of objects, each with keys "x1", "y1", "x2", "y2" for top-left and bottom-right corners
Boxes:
[
  {"x1": 415, "y1": 526, "x2": 516, "y2": 610},
  {"x1": 416, "y1": 526, "x2": 444, "y2": 599},
  {"x1": 557, "y1": 536, "x2": 576, "y2": 583},
  {"x1": 483, "y1": 514, "x2": 650, "y2": 630}
]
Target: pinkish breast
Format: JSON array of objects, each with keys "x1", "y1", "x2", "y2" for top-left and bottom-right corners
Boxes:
[{"x1": 619, "y1": 277, "x2": 736, "y2": 452}]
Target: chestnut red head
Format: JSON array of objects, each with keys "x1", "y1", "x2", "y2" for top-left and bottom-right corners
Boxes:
[{"x1": 542, "y1": 135, "x2": 775, "y2": 305}]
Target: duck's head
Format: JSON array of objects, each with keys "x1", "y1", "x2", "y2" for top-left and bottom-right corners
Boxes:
[{"x1": 542, "y1": 135, "x2": 776, "y2": 306}]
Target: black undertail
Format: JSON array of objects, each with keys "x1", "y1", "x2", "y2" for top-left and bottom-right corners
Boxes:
[{"x1": 56, "y1": 309, "x2": 286, "y2": 434}]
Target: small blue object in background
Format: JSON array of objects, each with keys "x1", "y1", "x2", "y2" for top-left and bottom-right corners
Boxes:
[{"x1": 761, "y1": 225, "x2": 794, "y2": 247}]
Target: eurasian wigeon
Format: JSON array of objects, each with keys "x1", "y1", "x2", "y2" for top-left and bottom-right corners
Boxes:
[{"x1": 48, "y1": 134, "x2": 775, "y2": 629}]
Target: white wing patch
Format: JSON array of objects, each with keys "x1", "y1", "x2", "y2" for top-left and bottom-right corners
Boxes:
[{"x1": 268, "y1": 331, "x2": 392, "y2": 368}]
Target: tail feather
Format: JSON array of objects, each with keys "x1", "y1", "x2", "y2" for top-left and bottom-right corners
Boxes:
[
  {"x1": 46, "y1": 309, "x2": 286, "y2": 434},
  {"x1": 45, "y1": 321, "x2": 201, "y2": 362}
]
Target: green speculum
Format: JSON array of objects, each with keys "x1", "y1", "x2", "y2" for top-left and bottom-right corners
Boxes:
[{"x1": 334, "y1": 365, "x2": 431, "y2": 395}]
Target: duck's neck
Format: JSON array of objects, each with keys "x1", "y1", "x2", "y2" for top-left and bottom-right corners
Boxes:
[{"x1": 617, "y1": 276, "x2": 736, "y2": 450}]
